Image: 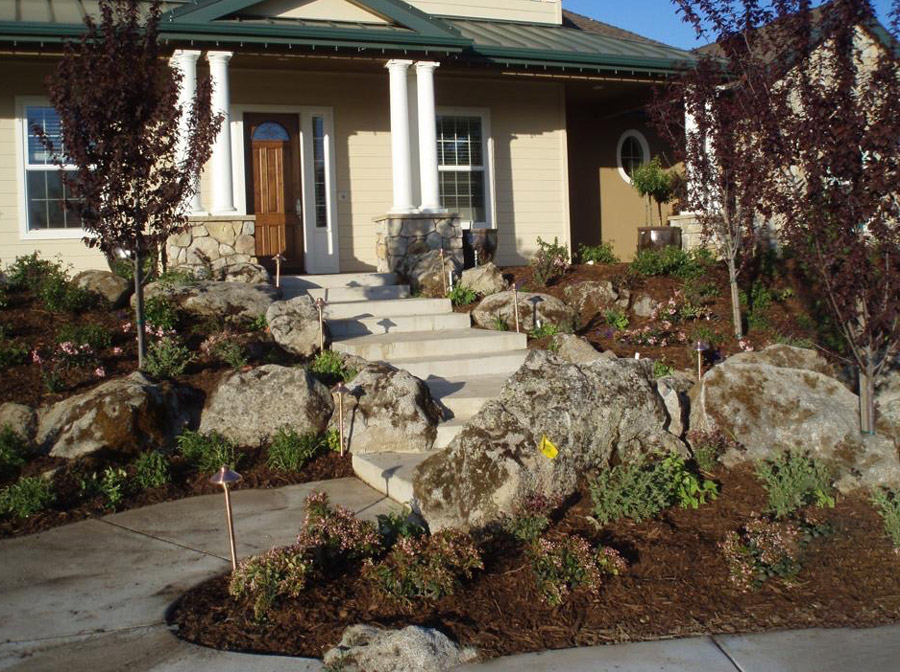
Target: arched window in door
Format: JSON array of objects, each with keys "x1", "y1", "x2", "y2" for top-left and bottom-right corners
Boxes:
[{"x1": 252, "y1": 122, "x2": 290, "y2": 142}]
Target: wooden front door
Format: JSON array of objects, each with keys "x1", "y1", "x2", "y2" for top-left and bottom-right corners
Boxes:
[{"x1": 245, "y1": 114, "x2": 303, "y2": 270}]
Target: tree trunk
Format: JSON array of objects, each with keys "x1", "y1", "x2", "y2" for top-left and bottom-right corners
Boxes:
[
  {"x1": 727, "y1": 261, "x2": 743, "y2": 339},
  {"x1": 134, "y1": 248, "x2": 147, "y2": 370},
  {"x1": 859, "y1": 354, "x2": 876, "y2": 434},
  {"x1": 657, "y1": 200, "x2": 664, "y2": 228}
]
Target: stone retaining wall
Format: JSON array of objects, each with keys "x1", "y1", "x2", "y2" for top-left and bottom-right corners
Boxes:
[
  {"x1": 375, "y1": 214, "x2": 464, "y2": 273},
  {"x1": 167, "y1": 216, "x2": 258, "y2": 275}
]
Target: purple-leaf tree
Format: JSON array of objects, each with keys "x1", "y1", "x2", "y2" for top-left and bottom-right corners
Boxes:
[
  {"x1": 662, "y1": 0, "x2": 900, "y2": 433},
  {"x1": 40, "y1": 0, "x2": 221, "y2": 368}
]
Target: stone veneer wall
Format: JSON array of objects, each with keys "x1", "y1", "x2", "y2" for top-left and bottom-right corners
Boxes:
[
  {"x1": 167, "y1": 216, "x2": 258, "y2": 274},
  {"x1": 667, "y1": 214, "x2": 704, "y2": 252},
  {"x1": 375, "y1": 214, "x2": 463, "y2": 273}
]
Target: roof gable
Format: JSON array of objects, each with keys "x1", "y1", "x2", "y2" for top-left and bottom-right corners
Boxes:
[{"x1": 235, "y1": 0, "x2": 389, "y2": 24}]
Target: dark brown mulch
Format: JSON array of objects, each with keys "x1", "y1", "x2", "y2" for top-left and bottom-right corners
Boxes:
[
  {"x1": 0, "y1": 450, "x2": 353, "y2": 540},
  {"x1": 168, "y1": 466, "x2": 900, "y2": 661}
]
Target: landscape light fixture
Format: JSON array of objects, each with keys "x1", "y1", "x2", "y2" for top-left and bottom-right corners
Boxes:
[
  {"x1": 273, "y1": 251, "x2": 286, "y2": 288},
  {"x1": 209, "y1": 466, "x2": 242, "y2": 571},
  {"x1": 694, "y1": 340, "x2": 709, "y2": 381},
  {"x1": 439, "y1": 248, "x2": 448, "y2": 296},
  {"x1": 332, "y1": 382, "x2": 350, "y2": 457},
  {"x1": 512, "y1": 282, "x2": 520, "y2": 333},
  {"x1": 315, "y1": 297, "x2": 327, "y2": 352},
  {"x1": 528, "y1": 295, "x2": 543, "y2": 332}
]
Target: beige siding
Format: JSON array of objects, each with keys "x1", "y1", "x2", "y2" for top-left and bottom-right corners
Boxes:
[
  {"x1": 0, "y1": 59, "x2": 106, "y2": 272},
  {"x1": 248, "y1": 0, "x2": 388, "y2": 24},
  {"x1": 407, "y1": 0, "x2": 561, "y2": 24}
]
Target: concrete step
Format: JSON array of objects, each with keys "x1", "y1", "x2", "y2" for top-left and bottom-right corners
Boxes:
[
  {"x1": 332, "y1": 329, "x2": 527, "y2": 361},
  {"x1": 324, "y1": 297, "x2": 453, "y2": 320},
  {"x1": 426, "y1": 374, "x2": 509, "y2": 418},
  {"x1": 435, "y1": 418, "x2": 466, "y2": 449},
  {"x1": 282, "y1": 273, "x2": 397, "y2": 290},
  {"x1": 352, "y1": 451, "x2": 436, "y2": 505},
  {"x1": 388, "y1": 349, "x2": 529, "y2": 379},
  {"x1": 329, "y1": 312, "x2": 471, "y2": 338},
  {"x1": 307, "y1": 285, "x2": 410, "y2": 303}
]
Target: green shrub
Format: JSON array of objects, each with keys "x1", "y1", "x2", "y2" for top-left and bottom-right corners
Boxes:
[
  {"x1": 604, "y1": 307, "x2": 629, "y2": 331},
  {"x1": 0, "y1": 340, "x2": 28, "y2": 371},
  {"x1": 871, "y1": 488, "x2": 900, "y2": 549},
  {"x1": 144, "y1": 336, "x2": 193, "y2": 379},
  {"x1": 156, "y1": 268, "x2": 196, "y2": 287},
  {"x1": 212, "y1": 339, "x2": 247, "y2": 371},
  {"x1": 721, "y1": 516, "x2": 803, "y2": 590},
  {"x1": 323, "y1": 428, "x2": 342, "y2": 454},
  {"x1": 528, "y1": 322, "x2": 562, "y2": 339},
  {"x1": 56, "y1": 324, "x2": 113, "y2": 351},
  {"x1": 0, "y1": 476, "x2": 55, "y2": 519},
  {"x1": 267, "y1": 427, "x2": 325, "y2": 472},
  {"x1": 530, "y1": 237, "x2": 570, "y2": 287},
  {"x1": 630, "y1": 156, "x2": 675, "y2": 227},
  {"x1": 578, "y1": 242, "x2": 620, "y2": 264},
  {"x1": 589, "y1": 454, "x2": 717, "y2": 525},
  {"x1": 683, "y1": 278, "x2": 722, "y2": 303},
  {"x1": 308, "y1": 350, "x2": 357, "y2": 387},
  {"x1": 40, "y1": 275, "x2": 96, "y2": 314},
  {"x1": 652, "y1": 359, "x2": 675, "y2": 379},
  {"x1": 756, "y1": 451, "x2": 835, "y2": 519},
  {"x1": 528, "y1": 535, "x2": 625, "y2": 606},
  {"x1": 247, "y1": 313, "x2": 268, "y2": 332},
  {"x1": 449, "y1": 284, "x2": 477, "y2": 306},
  {"x1": 0, "y1": 425, "x2": 28, "y2": 479},
  {"x1": 365, "y1": 529, "x2": 482, "y2": 603},
  {"x1": 177, "y1": 430, "x2": 241, "y2": 473},
  {"x1": 631, "y1": 247, "x2": 707, "y2": 279},
  {"x1": 4, "y1": 253, "x2": 67, "y2": 293},
  {"x1": 376, "y1": 505, "x2": 426, "y2": 548},
  {"x1": 686, "y1": 429, "x2": 740, "y2": 473},
  {"x1": 504, "y1": 492, "x2": 562, "y2": 544},
  {"x1": 491, "y1": 316, "x2": 510, "y2": 331},
  {"x1": 144, "y1": 296, "x2": 179, "y2": 332},
  {"x1": 134, "y1": 451, "x2": 171, "y2": 489},
  {"x1": 229, "y1": 545, "x2": 311, "y2": 622},
  {"x1": 297, "y1": 491, "x2": 382, "y2": 563},
  {"x1": 100, "y1": 467, "x2": 129, "y2": 508}
]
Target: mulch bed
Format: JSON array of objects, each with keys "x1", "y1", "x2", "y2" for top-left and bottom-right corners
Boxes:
[
  {"x1": 0, "y1": 450, "x2": 353, "y2": 539},
  {"x1": 168, "y1": 465, "x2": 900, "y2": 660}
]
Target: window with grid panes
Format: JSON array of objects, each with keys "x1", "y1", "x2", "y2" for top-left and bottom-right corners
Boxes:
[
  {"x1": 437, "y1": 115, "x2": 487, "y2": 226},
  {"x1": 23, "y1": 106, "x2": 81, "y2": 231}
]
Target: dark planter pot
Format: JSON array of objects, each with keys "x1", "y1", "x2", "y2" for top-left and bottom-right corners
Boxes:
[
  {"x1": 463, "y1": 229, "x2": 499, "y2": 269},
  {"x1": 637, "y1": 227, "x2": 683, "y2": 252}
]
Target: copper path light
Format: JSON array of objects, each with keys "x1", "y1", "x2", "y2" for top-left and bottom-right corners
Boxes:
[
  {"x1": 332, "y1": 382, "x2": 350, "y2": 457},
  {"x1": 315, "y1": 297, "x2": 327, "y2": 352},
  {"x1": 273, "y1": 251, "x2": 286, "y2": 289},
  {"x1": 209, "y1": 466, "x2": 242, "y2": 571},
  {"x1": 439, "y1": 248, "x2": 447, "y2": 296},
  {"x1": 694, "y1": 340, "x2": 709, "y2": 381},
  {"x1": 512, "y1": 282, "x2": 520, "y2": 333}
]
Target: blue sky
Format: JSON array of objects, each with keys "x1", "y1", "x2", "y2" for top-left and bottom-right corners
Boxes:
[{"x1": 561, "y1": 1, "x2": 896, "y2": 49}]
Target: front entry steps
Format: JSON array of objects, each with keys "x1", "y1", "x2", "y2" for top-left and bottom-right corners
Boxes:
[{"x1": 286, "y1": 272, "x2": 527, "y2": 506}]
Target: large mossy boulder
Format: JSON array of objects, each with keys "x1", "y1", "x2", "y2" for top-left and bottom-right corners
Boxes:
[
  {"x1": 471, "y1": 291, "x2": 575, "y2": 332},
  {"x1": 139, "y1": 281, "x2": 278, "y2": 321},
  {"x1": 199, "y1": 365, "x2": 332, "y2": 446},
  {"x1": 459, "y1": 262, "x2": 507, "y2": 296},
  {"x1": 266, "y1": 296, "x2": 325, "y2": 357},
  {"x1": 37, "y1": 373, "x2": 189, "y2": 459},
  {"x1": 562, "y1": 280, "x2": 627, "y2": 325},
  {"x1": 0, "y1": 403, "x2": 37, "y2": 443},
  {"x1": 413, "y1": 350, "x2": 684, "y2": 531},
  {"x1": 400, "y1": 250, "x2": 461, "y2": 297},
  {"x1": 691, "y1": 347, "x2": 900, "y2": 491},
  {"x1": 334, "y1": 364, "x2": 441, "y2": 454}
]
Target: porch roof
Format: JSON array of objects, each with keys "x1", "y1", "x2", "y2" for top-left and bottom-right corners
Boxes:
[{"x1": 0, "y1": 0, "x2": 695, "y2": 75}]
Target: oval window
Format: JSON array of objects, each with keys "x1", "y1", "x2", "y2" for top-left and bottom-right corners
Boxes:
[
  {"x1": 617, "y1": 130, "x2": 650, "y2": 184},
  {"x1": 252, "y1": 122, "x2": 290, "y2": 142}
]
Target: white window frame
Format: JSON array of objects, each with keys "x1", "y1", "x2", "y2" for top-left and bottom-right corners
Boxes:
[
  {"x1": 435, "y1": 107, "x2": 495, "y2": 230},
  {"x1": 616, "y1": 128, "x2": 651, "y2": 185},
  {"x1": 15, "y1": 96, "x2": 85, "y2": 240}
]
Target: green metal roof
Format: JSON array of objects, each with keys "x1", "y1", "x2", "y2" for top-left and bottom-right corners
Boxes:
[{"x1": 0, "y1": 0, "x2": 695, "y2": 74}]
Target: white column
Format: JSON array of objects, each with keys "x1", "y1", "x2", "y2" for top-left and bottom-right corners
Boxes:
[
  {"x1": 416, "y1": 61, "x2": 443, "y2": 213},
  {"x1": 386, "y1": 59, "x2": 416, "y2": 214},
  {"x1": 170, "y1": 49, "x2": 204, "y2": 214},
  {"x1": 207, "y1": 51, "x2": 235, "y2": 214}
]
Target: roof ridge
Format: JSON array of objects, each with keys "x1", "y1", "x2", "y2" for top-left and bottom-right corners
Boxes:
[{"x1": 561, "y1": 9, "x2": 676, "y2": 49}]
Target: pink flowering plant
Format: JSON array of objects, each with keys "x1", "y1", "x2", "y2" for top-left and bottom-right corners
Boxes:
[
  {"x1": 228, "y1": 545, "x2": 311, "y2": 622},
  {"x1": 364, "y1": 529, "x2": 483, "y2": 604},
  {"x1": 296, "y1": 491, "x2": 382, "y2": 564},
  {"x1": 504, "y1": 490, "x2": 565, "y2": 544},
  {"x1": 720, "y1": 516, "x2": 803, "y2": 591},
  {"x1": 619, "y1": 291, "x2": 712, "y2": 347},
  {"x1": 528, "y1": 535, "x2": 626, "y2": 606}
]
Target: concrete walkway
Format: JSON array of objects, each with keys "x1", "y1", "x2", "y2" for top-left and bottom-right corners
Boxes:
[{"x1": 2, "y1": 480, "x2": 899, "y2": 672}]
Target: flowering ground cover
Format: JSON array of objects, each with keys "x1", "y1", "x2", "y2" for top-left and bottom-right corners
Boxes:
[{"x1": 170, "y1": 464, "x2": 900, "y2": 660}]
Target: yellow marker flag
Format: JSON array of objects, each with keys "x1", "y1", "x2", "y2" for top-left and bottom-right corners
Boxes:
[{"x1": 539, "y1": 435, "x2": 559, "y2": 460}]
